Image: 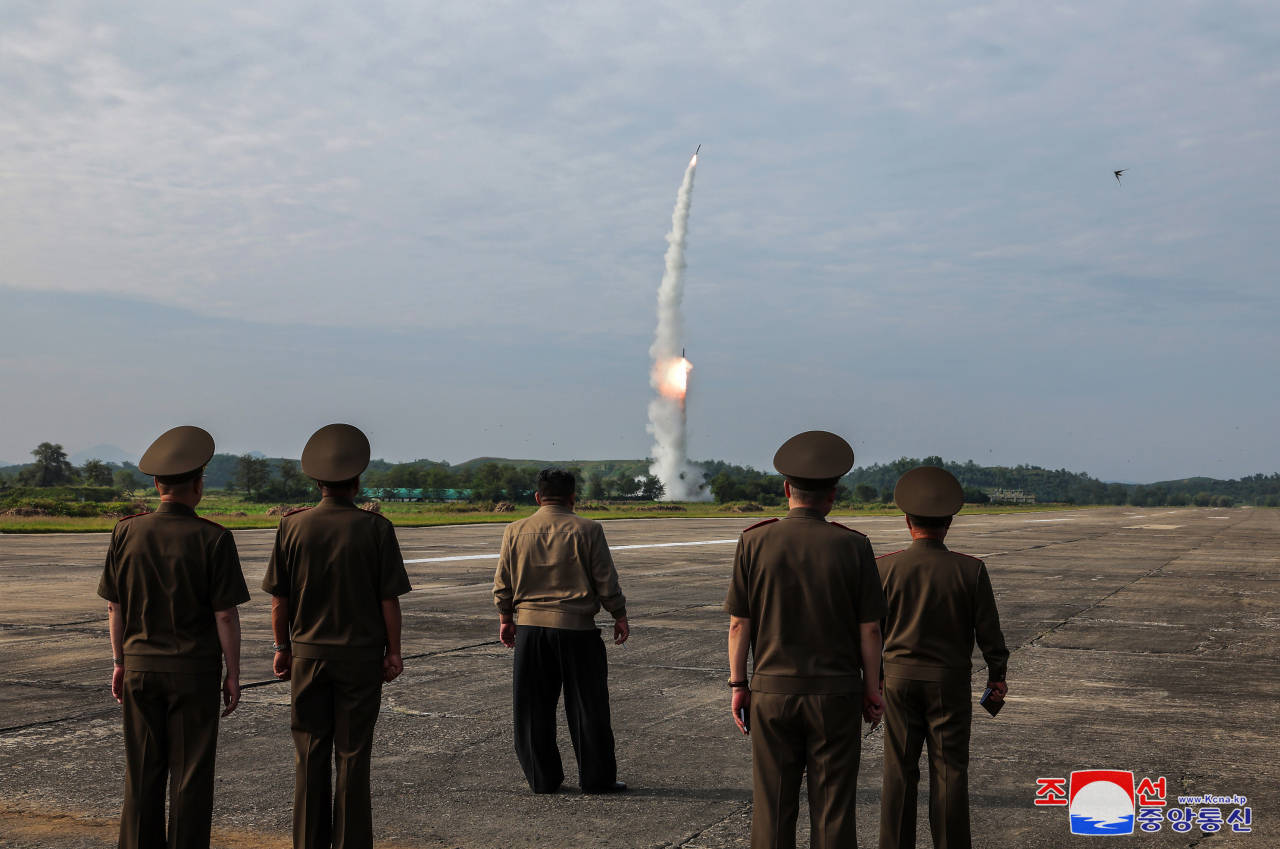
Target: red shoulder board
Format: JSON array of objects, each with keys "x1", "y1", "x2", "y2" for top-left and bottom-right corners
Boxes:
[
  {"x1": 954, "y1": 551, "x2": 983, "y2": 563},
  {"x1": 116, "y1": 512, "x2": 148, "y2": 523},
  {"x1": 828, "y1": 521, "x2": 867, "y2": 537},
  {"x1": 196, "y1": 515, "x2": 228, "y2": 530},
  {"x1": 876, "y1": 549, "x2": 907, "y2": 560},
  {"x1": 742, "y1": 518, "x2": 780, "y2": 533},
  {"x1": 283, "y1": 506, "x2": 313, "y2": 518}
]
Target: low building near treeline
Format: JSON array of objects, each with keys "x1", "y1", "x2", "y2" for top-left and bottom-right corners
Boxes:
[{"x1": 989, "y1": 489, "x2": 1036, "y2": 504}]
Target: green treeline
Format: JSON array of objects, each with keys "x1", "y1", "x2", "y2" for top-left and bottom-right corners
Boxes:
[
  {"x1": 5, "y1": 442, "x2": 1279, "y2": 508},
  {"x1": 356, "y1": 459, "x2": 665, "y2": 504},
  {"x1": 702, "y1": 456, "x2": 1280, "y2": 507}
]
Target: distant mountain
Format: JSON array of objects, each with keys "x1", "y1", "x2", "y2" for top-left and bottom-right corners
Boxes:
[
  {"x1": 247, "y1": 451, "x2": 267, "y2": 459},
  {"x1": 0, "y1": 461, "x2": 17, "y2": 468},
  {"x1": 70, "y1": 444, "x2": 140, "y2": 465}
]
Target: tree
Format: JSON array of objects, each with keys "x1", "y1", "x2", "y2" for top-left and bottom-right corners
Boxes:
[
  {"x1": 566, "y1": 466, "x2": 585, "y2": 497},
  {"x1": 853, "y1": 483, "x2": 878, "y2": 503},
  {"x1": 18, "y1": 443, "x2": 78, "y2": 487},
  {"x1": 232, "y1": 453, "x2": 272, "y2": 500},
  {"x1": 963, "y1": 486, "x2": 990, "y2": 504},
  {"x1": 114, "y1": 469, "x2": 142, "y2": 495},
  {"x1": 469, "y1": 462, "x2": 509, "y2": 502},
  {"x1": 641, "y1": 476, "x2": 665, "y2": 501},
  {"x1": 614, "y1": 473, "x2": 641, "y2": 499},
  {"x1": 81, "y1": 459, "x2": 114, "y2": 487},
  {"x1": 276, "y1": 459, "x2": 302, "y2": 494},
  {"x1": 587, "y1": 473, "x2": 606, "y2": 500},
  {"x1": 880, "y1": 487, "x2": 894, "y2": 504},
  {"x1": 421, "y1": 467, "x2": 454, "y2": 501}
]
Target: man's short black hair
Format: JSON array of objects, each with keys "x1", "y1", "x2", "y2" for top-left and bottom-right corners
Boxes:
[
  {"x1": 905, "y1": 513, "x2": 952, "y2": 529},
  {"x1": 537, "y1": 467, "x2": 576, "y2": 501}
]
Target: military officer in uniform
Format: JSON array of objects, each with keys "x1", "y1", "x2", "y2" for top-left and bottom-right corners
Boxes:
[
  {"x1": 877, "y1": 465, "x2": 1010, "y2": 849},
  {"x1": 97, "y1": 425, "x2": 251, "y2": 849},
  {"x1": 724, "y1": 431, "x2": 889, "y2": 849},
  {"x1": 262, "y1": 423, "x2": 412, "y2": 849},
  {"x1": 493, "y1": 467, "x2": 630, "y2": 795}
]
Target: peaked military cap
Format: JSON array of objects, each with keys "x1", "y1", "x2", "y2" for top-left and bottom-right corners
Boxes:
[
  {"x1": 894, "y1": 465, "x2": 964, "y2": 517},
  {"x1": 301, "y1": 423, "x2": 371, "y2": 482},
  {"x1": 773, "y1": 431, "x2": 855, "y2": 490},
  {"x1": 138, "y1": 426, "x2": 215, "y2": 484}
]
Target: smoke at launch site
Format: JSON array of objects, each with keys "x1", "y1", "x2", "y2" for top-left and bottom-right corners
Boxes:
[{"x1": 647, "y1": 151, "x2": 708, "y2": 501}]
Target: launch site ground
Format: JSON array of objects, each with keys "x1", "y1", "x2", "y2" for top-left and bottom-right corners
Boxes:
[{"x1": 2, "y1": 506, "x2": 1276, "y2": 847}]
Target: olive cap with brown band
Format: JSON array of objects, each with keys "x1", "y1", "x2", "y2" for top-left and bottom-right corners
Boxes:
[
  {"x1": 893, "y1": 465, "x2": 965, "y2": 517},
  {"x1": 301, "y1": 423, "x2": 371, "y2": 483},
  {"x1": 138, "y1": 426, "x2": 215, "y2": 484},
  {"x1": 772, "y1": 430, "x2": 855, "y2": 491}
]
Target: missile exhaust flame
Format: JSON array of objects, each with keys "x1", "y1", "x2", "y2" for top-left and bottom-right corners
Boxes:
[{"x1": 647, "y1": 149, "x2": 708, "y2": 501}]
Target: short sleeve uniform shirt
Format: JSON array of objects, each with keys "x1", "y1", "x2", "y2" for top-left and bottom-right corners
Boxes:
[
  {"x1": 97, "y1": 502, "x2": 250, "y2": 673},
  {"x1": 262, "y1": 496, "x2": 412, "y2": 662},
  {"x1": 724, "y1": 507, "x2": 888, "y2": 694}
]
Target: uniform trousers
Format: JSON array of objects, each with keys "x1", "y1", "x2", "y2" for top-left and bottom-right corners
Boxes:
[
  {"x1": 290, "y1": 657, "x2": 385, "y2": 849},
  {"x1": 879, "y1": 676, "x2": 972, "y2": 849},
  {"x1": 749, "y1": 691, "x2": 862, "y2": 849},
  {"x1": 118, "y1": 670, "x2": 222, "y2": 849},
  {"x1": 512, "y1": 625, "x2": 616, "y2": 793}
]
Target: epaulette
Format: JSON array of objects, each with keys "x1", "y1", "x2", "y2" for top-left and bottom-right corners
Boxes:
[
  {"x1": 116, "y1": 512, "x2": 148, "y2": 524},
  {"x1": 283, "y1": 506, "x2": 313, "y2": 518},
  {"x1": 828, "y1": 521, "x2": 867, "y2": 537},
  {"x1": 196, "y1": 515, "x2": 228, "y2": 530},
  {"x1": 876, "y1": 549, "x2": 907, "y2": 560},
  {"x1": 953, "y1": 551, "x2": 983, "y2": 563},
  {"x1": 742, "y1": 517, "x2": 779, "y2": 533}
]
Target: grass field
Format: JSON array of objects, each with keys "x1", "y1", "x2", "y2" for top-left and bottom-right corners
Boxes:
[{"x1": 0, "y1": 492, "x2": 1085, "y2": 533}]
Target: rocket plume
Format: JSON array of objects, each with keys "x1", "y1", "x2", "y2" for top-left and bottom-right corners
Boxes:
[{"x1": 647, "y1": 151, "x2": 708, "y2": 501}]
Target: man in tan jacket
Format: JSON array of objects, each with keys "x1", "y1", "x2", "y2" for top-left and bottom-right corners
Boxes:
[{"x1": 493, "y1": 467, "x2": 630, "y2": 794}]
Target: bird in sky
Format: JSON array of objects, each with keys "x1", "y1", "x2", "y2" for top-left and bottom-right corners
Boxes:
[{"x1": 1115, "y1": 169, "x2": 1126, "y2": 184}]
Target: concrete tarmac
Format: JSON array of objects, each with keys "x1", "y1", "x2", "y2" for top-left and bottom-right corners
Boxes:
[{"x1": 1, "y1": 506, "x2": 1276, "y2": 847}]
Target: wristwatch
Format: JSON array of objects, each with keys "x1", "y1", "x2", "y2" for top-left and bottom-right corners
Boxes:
[
  {"x1": 727, "y1": 678, "x2": 749, "y2": 689},
  {"x1": 271, "y1": 642, "x2": 291, "y2": 653}
]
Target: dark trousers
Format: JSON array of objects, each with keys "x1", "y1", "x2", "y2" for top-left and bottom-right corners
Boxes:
[
  {"x1": 290, "y1": 657, "x2": 384, "y2": 849},
  {"x1": 512, "y1": 625, "x2": 617, "y2": 793},
  {"x1": 879, "y1": 676, "x2": 973, "y2": 849},
  {"x1": 749, "y1": 691, "x2": 863, "y2": 849},
  {"x1": 118, "y1": 670, "x2": 222, "y2": 849}
]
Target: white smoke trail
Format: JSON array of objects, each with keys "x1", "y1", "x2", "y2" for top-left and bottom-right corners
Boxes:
[{"x1": 647, "y1": 152, "x2": 708, "y2": 501}]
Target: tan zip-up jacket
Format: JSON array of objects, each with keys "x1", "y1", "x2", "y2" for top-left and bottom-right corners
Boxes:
[{"x1": 493, "y1": 505, "x2": 627, "y2": 630}]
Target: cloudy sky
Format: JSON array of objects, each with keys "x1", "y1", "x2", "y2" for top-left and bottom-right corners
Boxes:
[{"x1": 2, "y1": 1, "x2": 1277, "y2": 482}]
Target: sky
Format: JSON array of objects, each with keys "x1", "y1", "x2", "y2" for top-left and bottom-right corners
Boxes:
[{"x1": 2, "y1": 1, "x2": 1277, "y2": 482}]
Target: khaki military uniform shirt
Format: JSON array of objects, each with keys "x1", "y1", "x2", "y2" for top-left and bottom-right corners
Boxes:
[
  {"x1": 723, "y1": 508, "x2": 889, "y2": 694},
  {"x1": 262, "y1": 496, "x2": 412, "y2": 662},
  {"x1": 493, "y1": 505, "x2": 627, "y2": 630},
  {"x1": 877, "y1": 538, "x2": 1009, "y2": 682},
  {"x1": 97, "y1": 502, "x2": 250, "y2": 673}
]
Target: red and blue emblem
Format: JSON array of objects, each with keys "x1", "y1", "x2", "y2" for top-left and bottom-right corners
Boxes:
[{"x1": 1070, "y1": 770, "x2": 1135, "y2": 835}]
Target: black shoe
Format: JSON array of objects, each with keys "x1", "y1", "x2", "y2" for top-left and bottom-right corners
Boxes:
[{"x1": 583, "y1": 781, "x2": 627, "y2": 795}]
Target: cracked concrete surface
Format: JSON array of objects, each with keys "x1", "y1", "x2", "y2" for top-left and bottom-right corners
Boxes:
[{"x1": 2, "y1": 507, "x2": 1276, "y2": 847}]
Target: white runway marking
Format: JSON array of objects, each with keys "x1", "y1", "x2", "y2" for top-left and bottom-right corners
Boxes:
[{"x1": 404, "y1": 538, "x2": 739, "y2": 564}]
